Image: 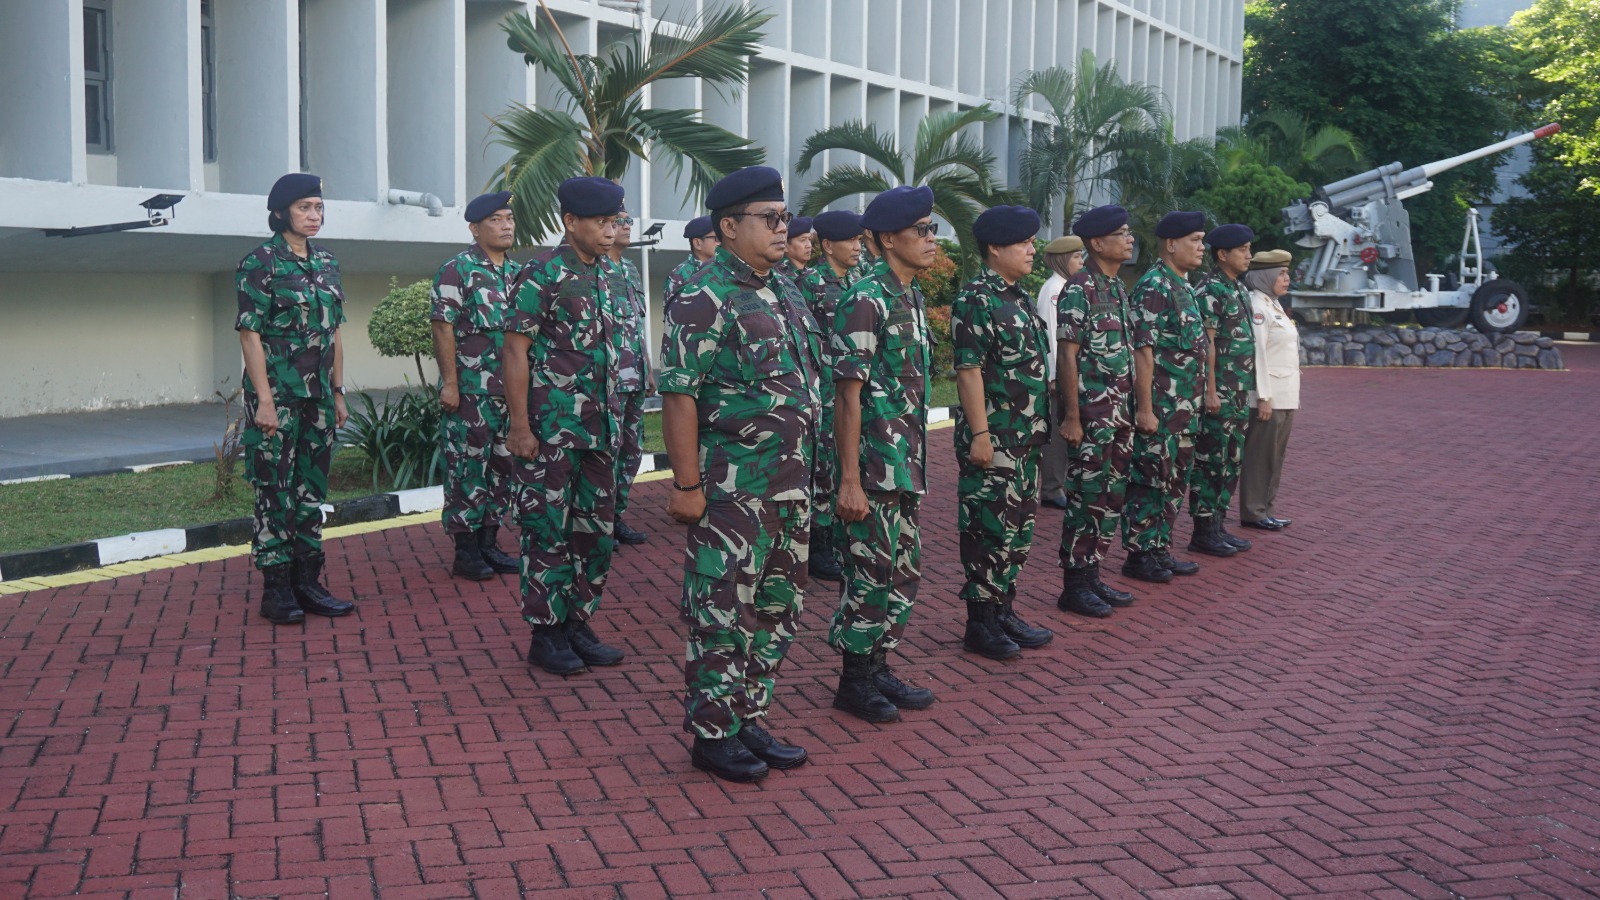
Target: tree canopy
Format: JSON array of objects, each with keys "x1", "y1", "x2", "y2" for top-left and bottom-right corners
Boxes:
[{"x1": 1511, "y1": 0, "x2": 1600, "y2": 195}]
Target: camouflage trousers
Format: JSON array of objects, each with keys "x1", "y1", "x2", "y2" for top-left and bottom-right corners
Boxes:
[
  {"x1": 243, "y1": 395, "x2": 333, "y2": 570},
  {"x1": 441, "y1": 392, "x2": 513, "y2": 534},
  {"x1": 811, "y1": 403, "x2": 839, "y2": 531},
  {"x1": 959, "y1": 445, "x2": 1042, "y2": 603},
  {"x1": 1123, "y1": 424, "x2": 1197, "y2": 551},
  {"x1": 828, "y1": 491, "x2": 921, "y2": 654},
  {"x1": 513, "y1": 444, "x2": 616, "y2": 626},
  {"x1": 1187, "y1": 408, "x2": 1249, "y2": 517},
  {"x1": 1059, "y1": 423, "x2": 1134, "y2": 568},
  {"x1": 681, "y1": 499, "x2": 809, "y2": 739},
  {"x1": 613, "y1": 391, "x2": 646, "y2": 518}
]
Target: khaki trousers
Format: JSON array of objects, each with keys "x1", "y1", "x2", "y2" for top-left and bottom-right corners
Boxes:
[
  {"x1": 1039, "y1": 394, "x2": 1073, "y2": 500},
  {"x1": 1239, "y1": 409, "x2": 1295, "y2": 522}
]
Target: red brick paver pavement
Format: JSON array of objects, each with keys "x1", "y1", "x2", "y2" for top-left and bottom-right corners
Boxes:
[{"x1": 3, "y1": 348, "x2": 1598, "y2": 899}]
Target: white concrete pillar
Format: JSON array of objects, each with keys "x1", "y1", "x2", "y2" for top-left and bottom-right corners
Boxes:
[
  {"x1": 388, "y1": 0, "x2": 464, "y2": 207},
  {"x1": 0, "y1": 0, "x2": 82, "y2": 183},
  {"x1": 213, "y1": 0, "x2": 299, "y2": 195},
  {"x1": 111, "y1": 0, "x2": 199, "y2": 190},
  {"x1": 303, "y1": 0, "x2": 385, "y2": 201}
]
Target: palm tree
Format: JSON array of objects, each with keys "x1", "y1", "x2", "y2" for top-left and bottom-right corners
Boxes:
[
  {"x1": 1012, "y1": 49, "x2": 1168, "y2": 228},
  {"x1": 1109, "y1": 130, "x2": 1220, "y2": 266},
  {"x1": 793, "y1": 105, "x2": 1012, "y2": 257},
  {"x1": 488, "y1": 1, "x2": 771, "y2": 245},
  {"x1": 1215, "y1": 111, "x2": 1365, "y2": 187}
]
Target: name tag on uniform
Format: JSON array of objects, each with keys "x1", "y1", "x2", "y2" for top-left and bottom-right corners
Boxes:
[
  {"x1": 731, "y1": 291, "x2": 770, "y2": 317},
  {"x1": 1090, "y1": 301, "x2": 1118, "y2": 316},
  {"x1": 885, "y1": 308, "x2": 914, "y2": 326},
  {"x1": 557, "y1": 278, "x2": 590, "y2": 299}
]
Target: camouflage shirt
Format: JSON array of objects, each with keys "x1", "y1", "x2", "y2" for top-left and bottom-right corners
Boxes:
[
  {"x1": 430, "y1": 243, "x2": 521, "y2": 396},
  {"x1": 606, "y1": 255, "x2": 649, "y2": 391},
  {"x1": 659, "y1": 246, "x2": 824, "y2": 503},
  {"x1": 664, "y1": 256, "x2": 708, "y2": 309},
  {"x1": 952, "y1": 267, "x2": 1052, "y2": 449},
  {"x1": 1130, "y1": 260, "x2": 1208, "y2": 395},
  {"x1": 505, "y1": 245, "x2": 622, "y2": 451},
  {"x1": 800, "y1": 262, "x2": 854, "y2": 336},
  {"x1": 1194, "y1": 269, "x2": 1256, "y2": 407},
  {"x1": 1057, "y1": 269, "x2": 1135, "y2": 429},
  {"x1": 847, "y1": 250, "x2": 878, "y2": 285},
  {"x1": 833, "y1": 256, "x2": 930, "y2": 494},
  {"x1": 235, "y1": 234, "x2": 346, "y2": 401}
]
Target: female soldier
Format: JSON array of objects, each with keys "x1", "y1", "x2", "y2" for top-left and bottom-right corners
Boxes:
[
  {"x1": 1239, "y1": 249, "x2": 1299, "y2": 531},
  {"x1": 1035, "y1": 235, "x2": 1085, "y2": 509},
  {"x1": 236, "y1": 173, "x2": 354, "y2": 624}
]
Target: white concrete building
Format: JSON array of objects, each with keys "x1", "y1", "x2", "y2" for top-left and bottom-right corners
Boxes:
[{"x1": 0, "y1": 0, "x2": 1243, "y2": 418}]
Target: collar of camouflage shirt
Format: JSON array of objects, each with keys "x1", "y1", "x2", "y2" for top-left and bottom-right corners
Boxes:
[
  {"x1": 268, "y1": 231, "x2": 323, "y2": 263},
  {"x1": 713, "y1": 245, "x2": 769, "y2": 289}
]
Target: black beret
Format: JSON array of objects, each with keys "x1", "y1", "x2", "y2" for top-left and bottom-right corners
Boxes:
[
  {"x1": 464, "y1": 190, "x2": 513, "y2": 223},
  {"x1": 972, "y1": 205, "x2": 1042, "y2": 246},
  {"x1": 267, "y1": 173, "x2": 321, "y2": 210},
  {"x1": 1071, "y1": 205, "x2": 1129, "y2": 240},
  {"x1": 860, "y1": 185, "x2": 935, "y2": 232},
  {"x1": 682, "y1": 216, "x2": 714, "y2": 239},
  {"x1": 1155, "y1": 210, "x2": 1207, "y2": 239},
  {"x1": 789, "y1": 216, "x2": 814, "y2": 238},
  {"x1": 557, "y1": 177, "x2": 625, "y2": 217},
  {"x1": 1205, "y1": 223, "x2": 1255, "y2": 250},
  {"x1": 706, "y1": 166, "x2": 784, "y2": 210},
  {"x1": 813, "y1": 210, "x2": 863, "y2": 241}
]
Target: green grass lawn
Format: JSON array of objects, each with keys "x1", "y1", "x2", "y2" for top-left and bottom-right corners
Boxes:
[{"x1": 0, "y1": 382, "x2": 956, "y2": 556}]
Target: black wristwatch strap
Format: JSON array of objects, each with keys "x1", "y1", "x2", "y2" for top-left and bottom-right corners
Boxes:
[{"x1": 673, "y1": 479, "x2": 703, "y2": 492}]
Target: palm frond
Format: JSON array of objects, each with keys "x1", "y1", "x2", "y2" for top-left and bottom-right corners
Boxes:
[
  {"x1": 646, "y1": 4, "x2": 772, "y2": 98},
  {"x1": 912, "y1": 106, "x2": 999, "y2": 178},
  {"x1": 795, "y1": 121, "x2": 905, "y2": 179},
  {"x1": 488, "y1": 104, "x2": 588, "y2": 246},
  {"x1": 925, "y1": 179, "x2": 983, "y2": 257},
  {"x1": 798, "y1": 167, "x2": 895, "y2": 216},
  {"x1": 501, "y1": 8, "x2": 594, "y2": 117},
  {"x1": 635, "y1": 106, "x2": 766, "y2": 205},
  {"x1": 1012, "y1": 65, "x2": 1077, "y2": 125}
]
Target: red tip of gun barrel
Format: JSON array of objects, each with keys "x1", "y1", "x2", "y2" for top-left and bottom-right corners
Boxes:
[{"x1": 1534, "y1": 123, "x2": 1561, "y2": 138}]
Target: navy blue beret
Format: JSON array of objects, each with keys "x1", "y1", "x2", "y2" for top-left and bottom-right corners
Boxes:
[
  {"x1": 464, "y1": 190, "x2": 513, "y2": 223},
  {"x1": 706, "y1": 166, "x2": 785, "y2": 210},
  {"x1": 683, "y1": 216, "x2": 714, "y2": 239},
  {"x1": 861, "y1": 185, "x2": 935, "y2": 233},
  {"x1": 813, "y1": 210, "x2": 863, "y2": 241},
  {"x1": 267, "y1": 173, "x2": 321, "y2": 210},
  {"x1": 972, "y1": 205, "x2": 1042, "y2": 246},
  {"x1": 557, "y1": 177, "x2": 625, "y2": 217},
  {"x1": 1156, "y1": 210, "x2": 1207, "y2": 239},
  {"x1": 1071, "y1": 205, "x2": 1129, "y2": 240},
  {"x1": 789, "y1": 216, "x2": 814, "y2": 238},
  {"x1": 1205, "y1": 223, "x2": 1255, "y2": 249}
]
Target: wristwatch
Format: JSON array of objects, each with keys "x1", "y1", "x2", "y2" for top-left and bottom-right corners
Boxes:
[{"x1": 334, "y1": 385, "x2": 347, "y2": 396}]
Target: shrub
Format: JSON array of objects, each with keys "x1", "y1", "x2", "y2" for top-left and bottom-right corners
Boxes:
[
  {"x1": 339, "y1": 389, "x2": 445, "y2": 491},
  {"x1": 369, "y1": 278, "x2": 436, "y2": 385}
]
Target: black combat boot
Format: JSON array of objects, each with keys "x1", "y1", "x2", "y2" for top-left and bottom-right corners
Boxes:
[
  {"x1": 808, "y1": 527, "x2": 843, "y2": 582},
  {"x1": 477, "y1": 524, "x2": 520, "y2": 573},
  {"x1": 1187, "y1": 515, "x2": 1238, "y2": 558},
  {"x1": 735, "y1": 721, "x2": 808, "y2": 769},
  {"x1": 1087, "y1": 564, "x2": 1136, "y2": 607},
  {"x1": 1058, "y1": 566, "x2": 1114, "y2": 617},
  {"x1": 963, "y1": 599, "x2": 1022, "y2": 660},
  {"x1": 563, "y1": 618, "x2": 625, "y2": 667},
  {"x1": 614, "y1": 518, "x2": 649, "y2": 545},
  {"x1": 999, "y1": 592, "x2": 1054, "y2": 648},
  {"x1": 258, "y1": 563, "x2": 304, "y2": 625},
  {"x1": 1121, "y1": 550, "x2": 1174, "y2": 584},
  {"x1": 292, "y1": 550, "x2": 354, "y2": 617},
  {"x1": 870, "y1": 646, "x2": 935, "y2": 710},
  {"x1": 1218, "y1": 513, "x2": 1252, "y2": 551},
  {"x1": 452, "y1": 531, "x2": 494, "y2": 581},
  {"x1": 832, "y1": 652, "x2": 900, "y2": 723},
  {"x1": 691, "y1": 735, "x2": 769, "y2": 783},
  {"x1": 1153, "y1": 547, "x2": 1200, "y2": 576},
  {"x1": 527, "y1": 623, "x2": 586, "y2": 675}
]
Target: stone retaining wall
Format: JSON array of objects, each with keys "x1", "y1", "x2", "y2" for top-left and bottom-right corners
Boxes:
[{"x1": 1299, "y1": 327, "x2": 1565, "y2": 369}]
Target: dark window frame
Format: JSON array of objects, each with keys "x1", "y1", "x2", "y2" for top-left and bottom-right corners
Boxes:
[
  {"x1": 202, "y1": 0, "x2": 216, "y2": 162},
  {"x1": 83, "y1": 0, "x2": 114, "y2": 153}
]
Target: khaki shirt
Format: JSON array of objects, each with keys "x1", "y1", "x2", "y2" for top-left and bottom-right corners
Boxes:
[{"x1": 1246, "y1": 290, "x2": 1301, "y2": 410}]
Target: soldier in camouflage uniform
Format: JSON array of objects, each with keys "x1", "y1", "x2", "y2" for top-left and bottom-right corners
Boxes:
[
  {"x1": 1187, "y1": 224, "x2": 1257, "y2": 557},
  {"x1": 1055, "y1": 205, "x2": 1139, "y2": 618},
  {"x1": 847, "y1": 230, "x2": 878, "y2": 284},
  {"x1": 951, "y1": 205, "x2": 1056, "y2": 660},
  {"x1": 503, "y1": 177, "x2": 627, "y2": 677},
  {"x1": 1121, "y1": 211, "x2": 1210, "y2": 583},
  {"x1": 776, "y1": 216, "x2": 813, "y2": 284},
  {"x1": 605, "y1": 207, "x2": 653, "y2": 546},
  {"x1": 828, "y1": 185, "x2": 938, "y2": 724},
  {"x1": 664, "y1": 216, "x2": 719, "y2": 305},
  {"x1": 236, "y1": 173, "x2": 355, "y2": 625},
  {"x1": 432, "y1": 191, "x2": 523, "y2": 582},
  {"x1": 793, "y1": 209, "x2": 864, "y2": 583},
  {"x1": 660, "y1": 167, "x2": 823, "y2": 783}
]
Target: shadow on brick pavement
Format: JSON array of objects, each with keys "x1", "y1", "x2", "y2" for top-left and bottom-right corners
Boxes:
[{"x1": 2, "y1": 346, "x2": 1597, "y2": 898}]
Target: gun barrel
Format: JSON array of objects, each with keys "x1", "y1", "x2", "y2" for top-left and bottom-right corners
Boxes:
[
  {"x1": 1419, "y1": 123, "x2": 1561, "y2": 179},
  {"x1": 1321, "y1": 162, "x2": 1401, "y2": 198}
]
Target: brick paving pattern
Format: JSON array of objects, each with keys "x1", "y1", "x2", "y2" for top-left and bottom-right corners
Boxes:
[{"x1": 2, "y1": 346, "x2": 1598, "y2": 898}]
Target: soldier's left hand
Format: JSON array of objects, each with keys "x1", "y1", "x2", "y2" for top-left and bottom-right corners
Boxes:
[
  {"x1": 967, "y1": 433, "x2": 994, "y2": 468},
  {"x1": 334, "y1": 394, "x2": 349, "y2": 429},
  {"x1": 1204, "y1": 390, "x2": 1220, "y2": 414}
]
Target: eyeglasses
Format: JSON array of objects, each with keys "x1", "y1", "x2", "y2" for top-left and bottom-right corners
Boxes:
[
  {"x1": 729, "y1": 210, "x2": 795, "y2": 231},
  {"x1": 911, "y1": 222, "x2": 940, "y2": 238},
  {"x1": 613, "y1": 215, "x2": 634, "y2": 227}
]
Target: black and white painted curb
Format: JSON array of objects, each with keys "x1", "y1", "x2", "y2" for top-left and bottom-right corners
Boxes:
[{"x1": 0, "y1": 406, "x2": 955, "y2": 584}]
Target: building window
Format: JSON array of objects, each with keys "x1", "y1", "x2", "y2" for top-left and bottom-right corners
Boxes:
[
  {"x1": 202, "y1": 0, "x2": 216, "y2": 162},
  {"x1": 84, "y1": 1, "x2": 113, "y2": 153}
]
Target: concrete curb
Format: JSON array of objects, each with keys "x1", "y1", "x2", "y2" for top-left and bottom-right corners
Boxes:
[
  {"x1": 1539, "y1": 330, "x2": 1600, "y2": 342},
  {"x1": 0, "y1": 407, "x2": 959, "y2": 583}
]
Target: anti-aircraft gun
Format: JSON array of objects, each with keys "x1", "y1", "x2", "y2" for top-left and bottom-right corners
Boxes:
[{"x1": 1280, "y1": 124, "x2": 1559, "y2": 333}]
